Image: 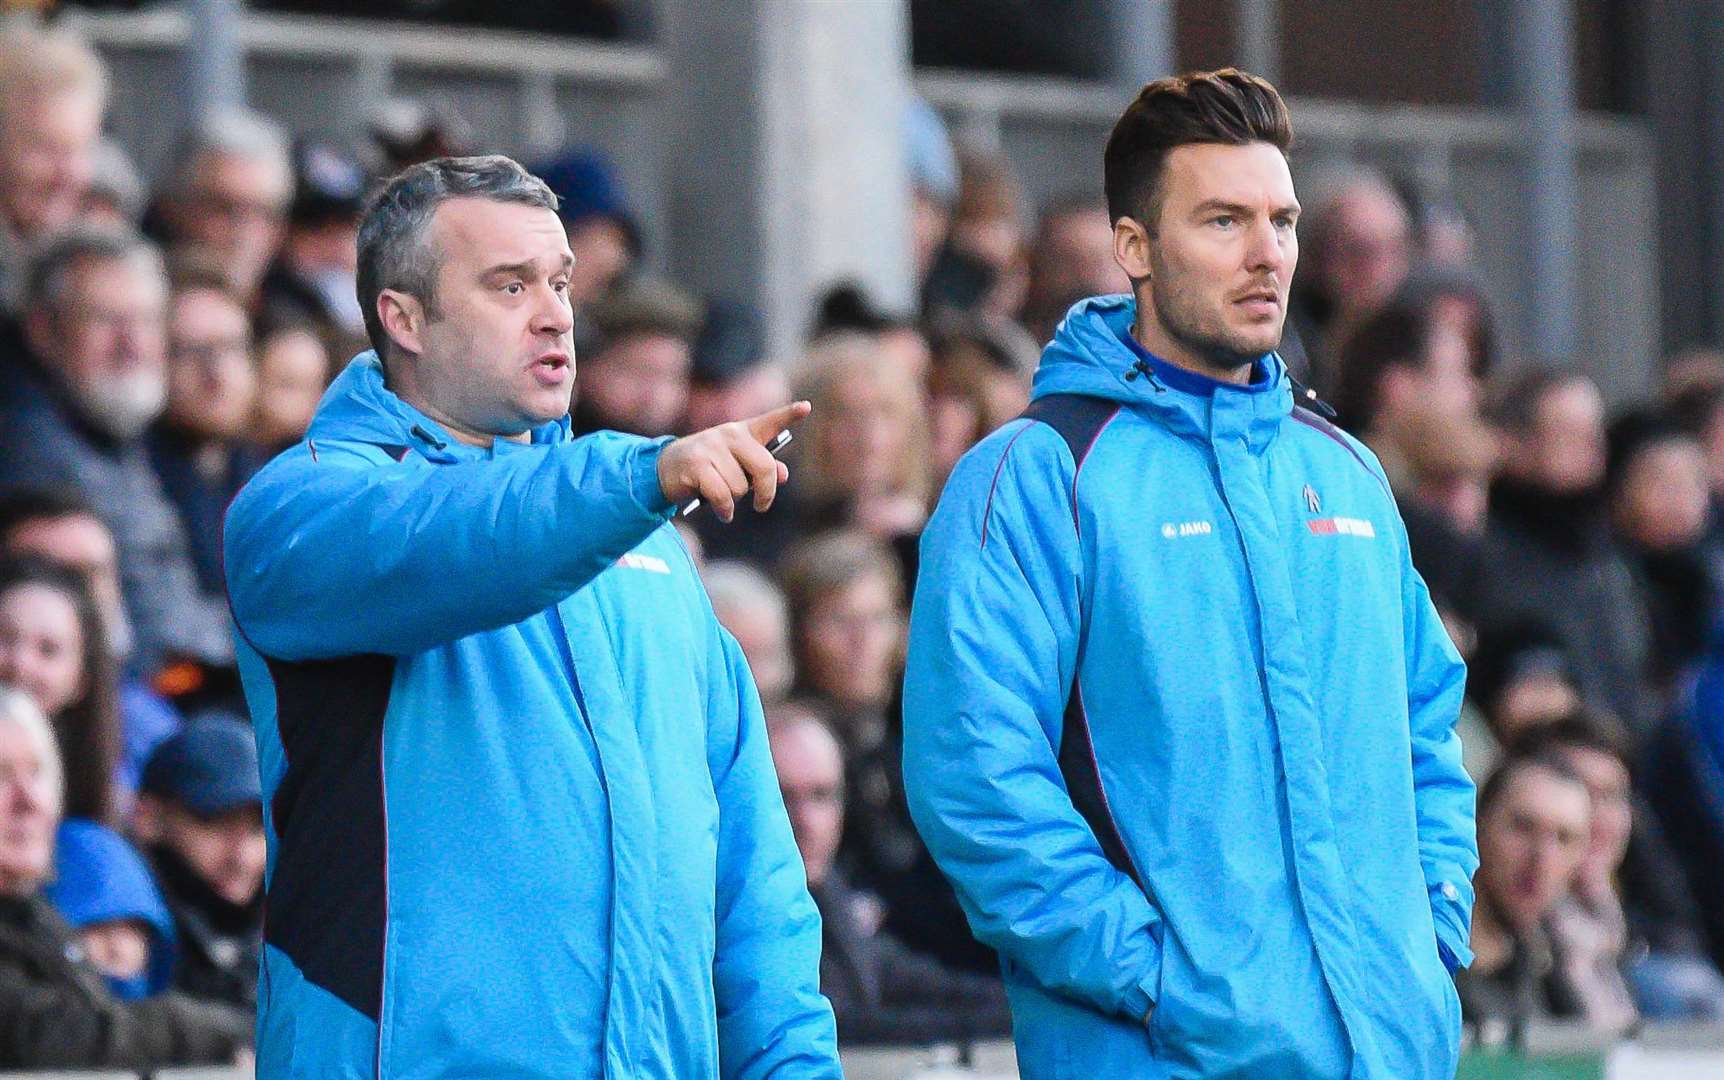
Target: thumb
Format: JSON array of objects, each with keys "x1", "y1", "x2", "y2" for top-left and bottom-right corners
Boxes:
[{"x1": 744, "y1": 400, "x2": 812, "y2": 444}]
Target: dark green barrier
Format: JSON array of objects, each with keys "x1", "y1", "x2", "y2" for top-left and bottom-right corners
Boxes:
[{"x1": 1457, "y1": 1048, "x2": 1607, "y2": 1080}]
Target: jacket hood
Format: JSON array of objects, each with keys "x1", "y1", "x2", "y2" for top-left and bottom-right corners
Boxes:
[
  {"x1": 45, "y1": 818, "x2": 178, "y2": 997},
  {"x1": 1032, "y1": 294, "x2": 1293, "y2": 448},
  {"x1": 308, "y1": 352, "x2": 572, "y2": 463}
]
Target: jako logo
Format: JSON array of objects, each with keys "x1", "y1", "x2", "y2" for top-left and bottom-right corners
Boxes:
[{"x1": 1160, "y1": 521, "x2": 1214, "y2": 539}]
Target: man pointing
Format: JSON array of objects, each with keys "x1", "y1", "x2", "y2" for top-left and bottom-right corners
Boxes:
[{"x1": 225, "y1": 155, "x2": 838, "y2": 1078}]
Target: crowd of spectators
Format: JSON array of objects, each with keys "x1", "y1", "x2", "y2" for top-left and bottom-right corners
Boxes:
[{"x1": 0, "y1": 15, "x2": 1723, "y2": 1069}]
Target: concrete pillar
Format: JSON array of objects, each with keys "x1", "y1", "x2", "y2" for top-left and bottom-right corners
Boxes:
[
  {"x1": 181, "y1": 0, "x2": 247, "y2": 128},
  {"x1": 1235, "y1": 0, "x2": 1280, "y2": 85},
  {"x1": 1105, "y1": 0, "x2": 1175, "y2": 93},
  {"x1": 662, "y1": 0, "x2": 913, "y2": 364}
]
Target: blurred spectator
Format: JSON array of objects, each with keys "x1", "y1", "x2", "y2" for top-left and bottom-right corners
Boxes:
[
  {"x1": 767, "y1": 704, "x2": 1010, "y2": 1046},
  {"x1": 0, "y1": 22, "x2": 105, "y2": 314},
  {"x1": 1605, "y1": 410, "x2": 1714, "y2": 693},
  {"x1": 1390, "y1": 174, "x2": 1476, "y2": 270},
  {"x1": 259, "y1": 138, "x2": 369, "y2": 356},
  {"x1": 367, "y1": 96, "x2": 473, "y2": 174},
  {"x1": 686, "y1": 297, "x2": 787, "y2": 431},
  {"x1": 0, "y1": 559, "x2": 120, "y2": 826},
  {"x1": 1018, "y1": 197, "x2": 1129, "y2": 346},
  {"x1": 684, "y1": 300, "x2": 797, "y2": 565},
  {"x1": 535, "y1": 148, "x2": 642, "y2": 310},
  {"x1": 151, "y1": 107, "x2": 292, "y2": 303},
  {"x1": 150, "y1": 264, "x2": 267, "y2": 598},
  {"x1": 903, "y1": 98, "x2": 958, "y2": 284},
  {"x1": 1516, "y1": 714, "x2": 1724, "y2": 1022},
  {"x1": 132, "y1": 717, "x2": 264, "y2": 1010},
  {"x1": 1482, "y1": 368, "x2": 1653, "y2": 739},
  {"x1": 44, "y1": 818, "x2": 174, "y2": 1001},
  {"x1": 794, "y1": 332, "x2": 932, "y2": 551},
  {"x1": 1457, "y1": 752, "x2": 1593, "y2": 1041},
  {"x1": 780, "y1": 530, "x2": 984, "y2": 972},
  {"x1": 572, "y1": 278, "x2": 701, "y2": 437},
  {"x1": 1396, "y1": 407, "x2": 1498, "y2": 537},
  {"x1": 1661, "y1": 347, "x2": 1724, "y2": 402},
  {"x1": 811, "y1": 284, "x2": 933, "y2": 384},
  {"x1": 0, "y1": 490, "x2": 181, "y2": 796},
  {"x1": 0, "y1": 687, "x2": 252, "y2": 1066},
  {"x1": 1332, "y1": 272, "x2": 1497, "y2": 467},
  {"x1": 923, "y1": 147, "x2": 1028, "y2": 319},
  {"x1": 0, "y1": 227, "x2": 234, "y2": 673},
  {"x1": 1467, "y1": 620, "x2": 1583, "y2": 764},
  {"x1": 252, "y1": 323, "x2": 333, "y2": 451},
  {"x1": 702, "y1": 560, "x2": 794, "y2": 707},
  {"x1": 1284, "y1": 170, "x2": 1413, "y2": 388},
  {"x1": 926, "y1": 312, "x2": 1038, "y2": 485},
  {"x1": 82, "y1": 137, "x2": 145, "y2": 230}
]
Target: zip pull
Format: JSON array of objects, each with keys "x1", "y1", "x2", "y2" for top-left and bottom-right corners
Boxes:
[
  {"x1": 1123, "y1": 358, "x2": 1165, "y2": 391},
  {"x1": 410, "y1": 424, "x2": 448, "y2": 450},
  {"x1": 1288, "y1": 376, "x2": 1339, "y2": 421}
]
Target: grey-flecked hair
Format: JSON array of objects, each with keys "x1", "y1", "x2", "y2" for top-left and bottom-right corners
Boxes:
[
  {"x1": 24, "y1": 225, "x2": 164, "y2": 314},
  {"x1": 163, "y1": 106, "x2": 292, "y2": 199},
  {"x1": 355, "y1": 154, "x2": 559, "y2": 363}
]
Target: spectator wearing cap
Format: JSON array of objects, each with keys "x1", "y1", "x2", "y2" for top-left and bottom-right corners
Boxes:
[
  {"x1": 149, "y1": 262, "x2": 268, "y2": 599},
  {"x1": 132, "y1": 716, "x2": 264, "y2": 1010},
  {"x1": 1465, "y1": 619, "x2": 1583, "y2": 777},
  {"x1": 260, "y1": 138, "x2": 371, "y2": 358},
  {"x1": 534, "y1": 147, "x2": 641, "y2": 310},
  {"x1": 685, "y1": 299, "x2": 798, "y2": 565},
  {"x1": 0, "y1": 687, "x2": 252, "y2": 1067},
  {"x1": 573, "y1": 277, "x2": 701, "y2": 438},
  {"x1": 45, "y1": 818, "x2": 175, "y2": 1001},
  {"x1": 0, "y1": 23, "x2": 106, "y2": 316},
  {"x1": 1605, "y1": 409, "x2": 1715, "y2": 696},
  {"x1": 150, "y1": 107, "x2": 292, "y2": 304},
  {"x1": 0, "y1": 226, "x2": 235, "y2": 675}
]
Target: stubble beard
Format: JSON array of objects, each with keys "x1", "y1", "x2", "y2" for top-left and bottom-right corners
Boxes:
[{"x1": 1150, "y1": 255, "x2": 1284, "y2": 377}]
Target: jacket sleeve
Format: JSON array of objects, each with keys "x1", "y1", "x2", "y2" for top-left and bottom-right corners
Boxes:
[
  {"x1": 903, "y1": 423, "x2": 1165, "y2": 1023},
  {"x1": 1397, "y1": 513, "x2": 1479, "y2": 972},
  {"x1": 225, "y1": 431, "x2": 674, "y2": 660},
  {"x1": 0, "y1": 960, "x2": 251, "y2": 1068},
  {"x1": 707, "y1": 622, "x2": 842, "y2": 1079}
]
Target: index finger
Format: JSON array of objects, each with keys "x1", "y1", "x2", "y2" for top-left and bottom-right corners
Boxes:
[{"x1": 743, "y1": 399, "x2": 812, "y2": 444}]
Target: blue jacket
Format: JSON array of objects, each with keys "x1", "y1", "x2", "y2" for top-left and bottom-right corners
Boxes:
[
  {"x1": 903, "y1": 296, "x2": 1477, "y2": 1079},
  {"x1": 225, "y1": 354, "x2": 838, "y2": 1079}
]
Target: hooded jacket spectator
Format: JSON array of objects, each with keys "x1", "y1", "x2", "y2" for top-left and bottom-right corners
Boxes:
[{"x1": 44, "y1": 819, "x2": 176, "y2": 1000}]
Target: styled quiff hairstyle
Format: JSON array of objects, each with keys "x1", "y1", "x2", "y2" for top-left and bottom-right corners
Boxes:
[{"x1": 1103, "y1": 68, "x2": 1293, "y2": 230}]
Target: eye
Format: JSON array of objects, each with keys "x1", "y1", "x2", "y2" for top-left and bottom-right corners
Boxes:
[
  {"x1": 1211, "y1": 215, "x2": 1236, "y2": 228},
  {"x1": 503, "y1": 282, "x2": 525, "y2": 296},
  {"x1": 1274, "y1": 214, "x2": 1297, "y2": 230},
  {"x1": 552, "y1": 278, "x2": 570, "y2": 294}
]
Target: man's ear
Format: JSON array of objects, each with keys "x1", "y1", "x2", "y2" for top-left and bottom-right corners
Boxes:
[
  {"x1": 1113, "y1": 214, "x2": 1154, "y2": 282},
  {"x1": 377, "y1": 289, "x2": 425, "y2": 360}
]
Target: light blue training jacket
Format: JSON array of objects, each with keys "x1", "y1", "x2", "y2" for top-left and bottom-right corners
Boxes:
[
  {"x1": 224, "y1": 353, "x2": 839, "y2": 1079},
  {"x1": 903, "y1": 296, "x2": 1477, "y2": 1080}
]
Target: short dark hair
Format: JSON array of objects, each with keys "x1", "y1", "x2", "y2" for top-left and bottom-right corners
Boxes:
[
  {"x1": 1103, "y1": 68, "x2": 1293, "y2": 229},
  {"x1": 0, "y1": 487, "x2": 100, "y2": 545},
  {"x1": 1508, "y1": 707, "x2": 1631, "y2": 769},
  {"x1": 1478, "y1": 750, "x2": 1588, "y2": 820},
  {"x1": 355, "y1": 154, "x2": 558, "y2": 363}
]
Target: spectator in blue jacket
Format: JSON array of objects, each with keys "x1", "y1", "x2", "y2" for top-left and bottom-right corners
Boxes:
[
  {"x1": 904, "y1": 69, "x2": 1476, "y2": 1079},
  {"x1": 44, "y1": 817, "x2": 176, "y2": 1001},
  {"x1": 224, "y1": 154, "x2": 836, "y2": 1078}
]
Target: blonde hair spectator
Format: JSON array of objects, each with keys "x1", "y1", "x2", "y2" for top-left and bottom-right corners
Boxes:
[
  {"x1": 795, "y1": 332, "x2": 932, "y2": 528},
  {"x1": 0, "y1": 685, "x2": 63, "y2": 826}
]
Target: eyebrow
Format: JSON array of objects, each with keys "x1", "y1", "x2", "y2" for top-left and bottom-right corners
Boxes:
[
  {"x1": 1190, "y1": 199, "x2": 1302, "y2": 218},
  {"x1": 479, "y1": 254, "x2": 575, "y2": 280}
]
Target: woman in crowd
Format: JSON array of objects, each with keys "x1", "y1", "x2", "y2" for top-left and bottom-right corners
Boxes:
[
  {"x1": 0, "y1": 687, "x2": 251, "y2": 1066},
  {"x1": 0, "y1": 560, "x2": 121, "y2": 825}
]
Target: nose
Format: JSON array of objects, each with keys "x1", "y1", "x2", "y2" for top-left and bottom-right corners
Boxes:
[
  {"x1": 1245, "y1": 217, "x2": 1285, "y2": 274},
  {"x1": 533, "y1": 284, "x2": 575, "y2": 338}
]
